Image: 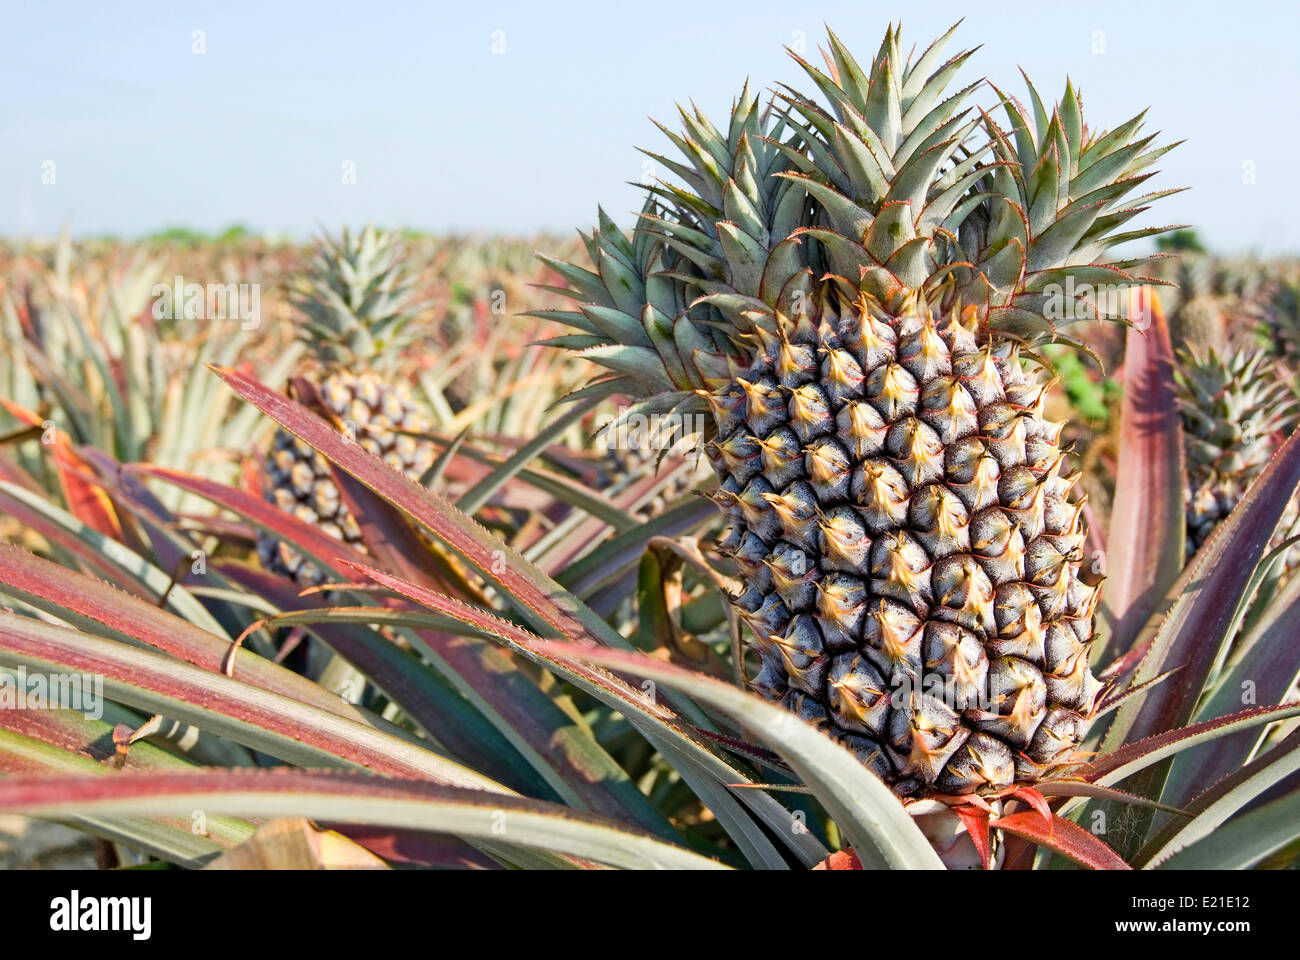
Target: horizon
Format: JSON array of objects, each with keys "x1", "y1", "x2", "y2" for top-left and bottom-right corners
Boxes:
[{"x1": 3, "y1": 1, "x2": 1297, "y2": 253}]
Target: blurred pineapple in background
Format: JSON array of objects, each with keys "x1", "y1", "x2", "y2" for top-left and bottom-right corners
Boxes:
[
  {"x1": 591, "y1": 410, "x2": 711, "y2": 520},
  {"x1": 1264, "y1": 274, "x2": 1300, "y2": 371},
  {"x1": 1176, "y1": 344, "x2": 1300, "y2": 559},
  {"x1": 258, "y1": 226, "x2": 434, "y2": 586},
  {"x1": 1152, "y1": 231, "x2": 1298, "y2": 353}
]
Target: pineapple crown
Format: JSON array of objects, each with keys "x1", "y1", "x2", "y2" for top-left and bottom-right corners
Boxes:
[
  {"x1": 1176, "y1": 344, "x2": 1300, "y2": 478},
  {"x1": 295, "y1": 225, "x2": 424, "y2": 369},
  {"x1": 536, "y1": 22, "x2": 1182, "y2": 427}
]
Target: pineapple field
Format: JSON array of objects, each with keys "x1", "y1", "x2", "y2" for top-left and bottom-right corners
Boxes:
[{"x1": 2, "y1": 14, "x2": 1300, "y2": 892}]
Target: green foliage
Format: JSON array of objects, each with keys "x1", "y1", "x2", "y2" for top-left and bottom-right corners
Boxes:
[
  {"x1": 1045, "y1": 344, "x2": 1118, "y2": 424},
  {"x1": 1157, "y1": 229, "x2": 1207, "y2": 253},
  {"x1": 145, "y1": 224, "x2": 258, "y2": 247}
]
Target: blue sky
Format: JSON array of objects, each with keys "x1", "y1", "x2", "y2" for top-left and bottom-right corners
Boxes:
[{"x1": 2, "y1": 1, "x2": 1296, "y2": 252}]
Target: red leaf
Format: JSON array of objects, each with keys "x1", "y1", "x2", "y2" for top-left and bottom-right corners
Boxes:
[
  {"x1": 130, "y1": 464, "x2": 375, "y2": 581},
  {"x1": 0, "y1": 543, "x2": 362, "y2": 722},
  {"x1": 1097, "y1": 635, "x2": 1155, "y2": 683},
  {"x1": 325, "y1": 825, "x2": 499, "y2": 869},
  {"x1": 344, "y1": 560, "x2": 671, "y2": 721},
  {"x1": 240, "y1": 456, "x2": 263, "y2": 500},
  {"x1": 991, "y1": 811, "x2": 1131, "y2": 870},
  {"x1": 0, "y1": 482, "x2": 137, "y2": 591},
  {"x1": 952, "y1": 804, "x2": 993, "y2": 870},
  {"x1": 813, "y1": 849, "x2": 863, "y2": 870},
  {"x1": 0, "y1": 399, "x2": 122, "y2": 539},
  {"x1": 54, "y1": 448, "x2": 123, "y2": 540},
  {"x1": 1010, "y1": 786, "x2": 1052, "y2": 826},
  {"x1": 0, "y1": 619, "x2": 481, "y2": 786}
]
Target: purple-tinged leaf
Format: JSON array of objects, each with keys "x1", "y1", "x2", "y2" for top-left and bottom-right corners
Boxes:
[
  {"x1": 79, "y1": 449, "x2": 206, "y2": 583},
  {"x1": 1093, "y1": 668, "x2": 1178, "y2": 718},
  {"x1": 1157, "y1": 786, "x2": 1300, "y2": 870},
  {"x1": 1035, "y1": 780, "x2": 1189, "y2": 816},
  {"x1": 0, "y1": 724, "x2": 252, "y2": 867},
  {"x1": 281, "y1": 380, "x2": 478, "y2": 600},
  {"x1": 0, "y1": 480, "x2": 143, "y2": 592},
  {"x1": 0, "y1": 481, "x2": 228, "y2": 635},
  {"x1": 0, "y1": 399, "x2": 124, "y2": 540},
  {"x1": 328, "y1": 464, "x2": 478, "y2": 599},
  {"x1": 0, "y1": 700, "x2": 251, "y2": 773},
  {"x1": 0, "y1": 614, "x2": 507, "y2": 790},
  {"x1": 1136, "y1": 728, "x2": 1300, "y2": 868},
  {"x1": 454, "y1": 394, "x2": 600, "y2": 516},
  {"x1": 0, "y1": 543, "x2": 376, "y2": 726},
  {"x1": 522, "y1": 639, "x2": 944, "y2": 869},
  {"x1": 322, "y1": 824, "x2": 500, "y2": 869},
  {"x1": 345, "y1": 561, "x2": 824, "y2": 868},
  {"x1": 531, "y1": 466, "x2": 705, "y2": 574},
  {"x1": 0, "y1": 770, "x2": 726, "y2": 871},
  {"x1": 1101, "y1": 287, "x2": 1184, "y2": 661},
  {"x1": 0, "y1": 451, "x2": 44, "y2": 493},
  {"x1": 210, "y1": 366, "x2": 613, "y2": 649},
  {"x1": 1105, "y1": 425, "x2": 1300, "y2": 753},
  {"x1": 555, "y1": 497, "x2": 718, "y2": 598},
  {"x1": 218, "y1": 561, "x2": 555, "y2": 800},
  {"x1": 1163, "y1": 569, "x2": 1300, "y2": 811},
  {"x1": 344, "y1": 562, "x2": 674, "y2": 720},
  {"x1": 235, "y1": 567, "x2": 671, "y2": 834},
  {"x1": 1082, "y1": 704, "x2": 1300, "y2": 786},
  {"x1": 130, "y1": 464, "x2": 376, "y2": 583}
]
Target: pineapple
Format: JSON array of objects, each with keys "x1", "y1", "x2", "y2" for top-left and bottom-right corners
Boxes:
[
  {"x1": 593, "y1": 444, "x2": 697, "y2": 519},
  {"x1": 258, "y1": 226, "x2": 434, "y2": 585},
  {"x1": 1177, "y1": 344, "x2": 1299, "y2": 558},
  {"x1": 1265, "y1": 275, "x2": 1300, "y2": 369},
  {"x1": 1158, "y1": 253, "x2": 1280, "y2": 352},
  {"x1": 593, "y1": 411, "x2": 710, "y2": 519},
  {"x1": 540, "y1": 24, "x2": 1177, "y2": 797}
]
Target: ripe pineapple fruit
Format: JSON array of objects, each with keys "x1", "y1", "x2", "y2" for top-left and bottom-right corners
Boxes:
[
  {"x1": 541, "y1": 25, "x2": 1177, "y2": 797},
  {"x1": 1177, "y1": 344, "x2": 1299, "y2": 557},
  {"x1": 259, "y1": 226, "x2": 434, "y2": 585}
]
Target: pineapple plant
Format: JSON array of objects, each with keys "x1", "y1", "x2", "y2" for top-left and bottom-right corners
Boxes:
[
  {"x1": 592, "y1": 444, "x2": 691, "y2": 519},
  {"x1": 258, "y1": 226, "x2": 434, "y2": 586},
  {"x1": 5, "y1": 23, "x2": 1300, "y2": 878},
  {"x1": 1156, "y1": 253, "x2": 1280, "y2": 352},
  {"x1": 1177, "y1": 343, "x2": 1299, "y2": 557},
  {"x1": 1265, "y1": 274, "x2": 1300, "y2": 369},
  {"x1": 1166, "y1": 254, "x2": 1227, "y2": 351},
  {"x1": 538, "y1": 23, "x2": 1178, "y2": 798},
  {"x1": 592, "y1": 417, "x2": 709, "y2": 520}
]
